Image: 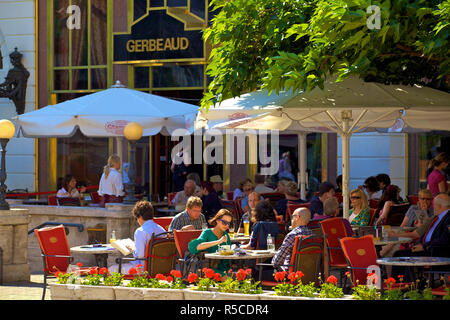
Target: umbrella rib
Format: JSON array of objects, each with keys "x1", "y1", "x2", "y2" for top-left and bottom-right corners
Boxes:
[
  {"x1": 351, "y1": 109, "x2": 401, "y2": 134},
  {"x1": 325, "y1": 111, "x2": 344, "y2": 135},
  {"x1": 348, "y1": 109, "x2": 368, "y2": 133}
]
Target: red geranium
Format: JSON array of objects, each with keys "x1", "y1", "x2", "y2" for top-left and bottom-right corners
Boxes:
[
  {"x1": 170, "y1": 270, "x2": 182, "y2": 278},
  {"x1": 99, "y1": 267, "x2": 108, "y2": 275},
  {"x1": 76, "y1": 262, "x2": 83, "y2": 268},
  {"x1": 274, "y1": 271, "x2": 287, "y2": 282},
  {"x1": 245, "y1": 268, "x2": 252, "y2": 276},
  {"x1": 128, "y1": 267, "x2": 138, "y2": 275},
  {"x1": 155, "y1": 273, "x2": 165, "y2": 281},
  {"x1": 89, "y1": 268, "x2": 98, "y2": 275},
  {"x1": 326, "y1": 275, "x2": 338, "y2": 285},
  {"x1": 188, "y1": 273, "x2": 199, "y2": 283},
  {"x1": 214, "y1": 273, "x2": 222, "y2": 282},
  {"x1": 166, "y1": 276, "x2": 174, "y2": 283},
  {"x1": 203, "y1": 268, "x2": 215, "y2": 279},
  {"x1": 236, "y1": 269, "x2": 247, "y2": 281},
  {"x1": 386, "y1": 277, "x2": 396, "y2": 285}
]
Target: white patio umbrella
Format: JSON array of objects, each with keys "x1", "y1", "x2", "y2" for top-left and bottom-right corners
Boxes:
[
  {"x1": 15, "y1": 81, "x2": 199, "y2": 138},
  {"x1": 196, "y1": 77, "x2": 450, "y2": 218}
]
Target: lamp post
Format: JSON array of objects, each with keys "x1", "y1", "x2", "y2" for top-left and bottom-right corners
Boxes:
[
  {"x1": 123, "y1": 122, "x2": 143, "y2": 204},
  {"x1": 0, "y1": 119, "x2": 15, "y2": 210}
]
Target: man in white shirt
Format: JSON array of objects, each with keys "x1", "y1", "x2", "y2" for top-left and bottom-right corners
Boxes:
[
  {"x1": 109, "y1": 201, "x2": 167, "y2": 274},
  {"x1": 171, "y1": 179, "x2": 197, "y2": 209},
  {"x1": 254, "y1": 174, "x2": 274, "y2": 194}
]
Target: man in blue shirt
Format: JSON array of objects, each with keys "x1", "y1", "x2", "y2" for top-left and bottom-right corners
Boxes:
[{"x1": 308, "y1": 182, "x2": 336, "y2": 215}]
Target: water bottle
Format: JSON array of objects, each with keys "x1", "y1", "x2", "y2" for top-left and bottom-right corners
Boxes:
[{"x1": 267, "y1": 234, "x2": 275, "y2": 251}]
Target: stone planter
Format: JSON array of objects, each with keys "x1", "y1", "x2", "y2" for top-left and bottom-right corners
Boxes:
[
  {"x1": 114, "y1": 287, "x2": 146, "y2": 300},
  {"x1": 183, "y1": 287, "x2": 220, "y2": 300},
  {"x1": 260, "y1": 291, "x2": 354, "y2": 300},
  {"x1": 214, "y1": 292, "x2": 261, "y2": 300},
  {"x1": 142, "y1": 287, "x2": 185, "y2": 300},
  {"x1": 49, "y1": 283, "x2": 115, "y2": 300}
]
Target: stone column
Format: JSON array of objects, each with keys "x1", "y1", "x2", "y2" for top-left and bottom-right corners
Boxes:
[{"x1": 0, "y1": 208, "x2": 30, "y2": 282}]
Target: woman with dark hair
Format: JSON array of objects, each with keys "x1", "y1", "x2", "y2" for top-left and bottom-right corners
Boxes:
[
  {"x1": 427, "y1": 152, "x2": 449, "y2": 197},
  {"x1": 200, "y1": 181, "x2": 223, "y2": 222},
  {"x1": 188, "y1": 209, "x2": 233, "y2": 276},
  {"x1": 376, "y1": 173, "x2": 391, "y2": 192},
  {"x1": 241, "y1": 201, "x2": 280, "y2": 250},
  {"x1": 57, "y1": 175, "x2": 85, "y2": 199},
  {"x1": 375, "y1": 184, "x2": 401, "y2": 226},
  {"x1": 363, "y1": 176, "x2": 381, "y2": 200}
]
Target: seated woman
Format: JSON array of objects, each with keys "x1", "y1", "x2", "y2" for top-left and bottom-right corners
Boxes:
[
  {"x1": 400, "y1": 189, "x2": 434, "y2": 228},
  {"x1": 56, "y1": 175, "x2": 86, "y2": 205},
  {"x1": 348, "y1": 188, "x2": 371, "y2": 227},
  {"x1": 274, "y1": 181, "x2": 305, "y2": 220},
  {"x1": 375, "y1": 184, "x2": 401, "y2": 226},
  {"x1": 200, "y1": 181, "x2": 223, "y2": 223},
  {"x1": 241, "y1": 201, "x2": 280, "y2": 250},
  {"x1": 233, "y1": 178, "x2": 252, "y2": 200},
  {"x1": 188, "y1": 209, "x2": 233, "y2": 277}
]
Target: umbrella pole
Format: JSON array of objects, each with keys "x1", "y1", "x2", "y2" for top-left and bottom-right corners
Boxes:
[
  {"x1": 297, "y1": 133, "x2": 307, "y2": 200},
  {"x1": 341, "y1": 112, "x2": 351, "y2": 220}
]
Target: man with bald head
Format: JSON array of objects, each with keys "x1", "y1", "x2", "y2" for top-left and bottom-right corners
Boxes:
[
  {"x1": 271, "y1": 207, "x2": 314, "y2": 270},
  {"x1": 171, "y1": 179, "x2": 197, "y2": 210}
]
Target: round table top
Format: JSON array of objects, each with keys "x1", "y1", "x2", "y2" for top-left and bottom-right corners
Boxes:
[
  {"x1": 70, "y1": 244, "x2": 119, "y2": 255},
  {"x1": 205, "y1": 250, "x2": 276, "y2": 260},
  {"x1": 229, "y1": 234, "x2": 251, "y2": 243},
  {"x1": 377, "y1": 256, "x2": 450, "y2": 267},
  {"x1": 373, "y1": 237, "x2": 413, "y2": 246}
]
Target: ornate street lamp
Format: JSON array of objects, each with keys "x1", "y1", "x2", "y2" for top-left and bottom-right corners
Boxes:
[
  {"x1": 0, "y1": 119, "x2": 16, "y2": 210},
  {"x1": 123, "y1": 122, "x2": 143, "y2": 204}
]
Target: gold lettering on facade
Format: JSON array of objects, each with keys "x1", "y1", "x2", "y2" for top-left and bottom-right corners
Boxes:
[{"x1": 126, "y1": 37, "x2": 190, "y2": 53}]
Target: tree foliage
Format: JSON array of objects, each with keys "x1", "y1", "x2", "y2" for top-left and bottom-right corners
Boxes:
[{"x1": 202, "y1": 0, "x2": 450, "y2": 110}]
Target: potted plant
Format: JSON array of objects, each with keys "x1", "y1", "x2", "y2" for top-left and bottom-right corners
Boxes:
[
  {"x1": 261, "y1": 271, "x2": 317, "y2": 300},
  {"x1": 183, "y1": 268, "x2": 222, "y2": 300},
  {"x1": 317, "y1": 275, "x2": 345, "y2": 299},
  {"x1": 215, "y1": 269, "x2": 262, "y2": 300},
  {"x1": 351, "y1": 274, "x2": 381, "y2": 300}
]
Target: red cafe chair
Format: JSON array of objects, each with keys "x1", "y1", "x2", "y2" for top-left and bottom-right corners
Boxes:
[
  {"x1": 168, "y1": 192, "x2": 176, "y2": 205},
  {"x1": 319, "y1": 217, "x2": 349, "y2": 287},
  {"x1": 173, "y1": 229, "x2": 203, "y2": 277},
  {"x1": 48, "y1": 195, "x2": 58, "y2": 206},
  {"x1": 407, "y1": 195, "x2": 419, "y2": 206},
  {"x1": 90, "y1": 192, "x2": 102, "y2": 204},
  {"x1": 34, "y1": 225, "x2": 97, "y2": 300},
  {"x1": 226, "y1": 191, "x2": 234, "y2": 201},
  {"x1": 368, "y1": 208, "x2": 377, "y2": 226},
  {"x1": 286, "y1": 202, "x2": 310, "y2": 222},
  {"x1": 153, "y1": 217, "x2": 174, "y2": 231}
]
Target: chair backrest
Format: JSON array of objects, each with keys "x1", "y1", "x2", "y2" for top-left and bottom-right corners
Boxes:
[
  {"x1": 221, "y1": 199, "x2": 239, "y2": 227},
  {"x1": 385, "y1": 203, "x2": 411, "y2": 226},
  {"x1": 48, "y1": 195, "x2": 58, "y2": 206},
  {"x1": 340, "y1": 235, "x2": 378, "y2": 286},
  {"x1": 407, "y1": 195, "x2": 418, "y2": 206},
  {"x1": 254, "y1": 221, "x2": 280, "y2": 250},
  {"x1": 260, "y1": 192, "x2": 285, "y2": 207},
  {"x1": 145, "y1": 232, "x2": 178, "y2": 277},
  {"x1": 91, "y1": 192, "x2": 101, "y2": 204},
  {"x1": 233, "y1": 198, "x2": 244, "y2": 219},
  {"x1": 290, "y1": 235, "x2": 324, "y2": 285},
  {"x1": 226, "y1": 191, "x2": 234, "y2": 200},
  {"x1": 368, "y1": 208, "x2": 377, "y2": 226},
  {"x1": 57, "y1": 197, "x2": 81, "y2": 206},
  {"x1": 319, "y1": 217, "x2": 348, "y2": 266},
  {"x1": 168, "y1": 192, "x2": 176, "y2": 204},
  {"x1": 173, "y1": 229, "x2": 203, "y2": 259},
  {"x1": 334, "y1": 192, "x2": 343, "y2": 204},
  {"x1": 34, "y1": 225, "x2": 70, "y2": 274},
  {"x1": 153, "y1": 217, "x2": 174, "y2": 231},
  {"x1": 286, "y1": 202, "x2": 310, "y2": 221}
]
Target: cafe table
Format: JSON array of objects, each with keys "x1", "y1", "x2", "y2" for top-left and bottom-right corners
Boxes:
[
  {"x1": 373, "y1": 237, "x2": 413, "y2": 247},
  {"x1": 228, "y1": 233, "x2": 251, "y2": 244},
  {"x1": 205, "y1": 249, "x2": 277, "y2": 270},
  {"x1": 376, "y1": 256, "x2": 450, "y2": 282},
  {"x1": 70, "y1": 244, "x2": 120, "y2": 268}
]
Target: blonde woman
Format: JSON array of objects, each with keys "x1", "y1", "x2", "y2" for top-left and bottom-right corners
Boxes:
[
  {"x1": 348, "y1": 188, "x2": 370, "y2": 226},
  {"x1": 98, "y1": 154, "x2": 125, "y2": 204}
]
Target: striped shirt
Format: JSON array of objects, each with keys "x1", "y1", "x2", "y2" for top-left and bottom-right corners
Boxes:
[
  {"x1": 271, "y1": 225, "x2": 313, "y2": 270},
  {"x1": 168, "y1": 210, "x2": 207, "y2": 231}
]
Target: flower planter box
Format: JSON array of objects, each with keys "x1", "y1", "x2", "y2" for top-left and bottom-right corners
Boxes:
[
  {"x1": 260, "y1": 291, "x2": 354, "y2": 300},
  {"x1": 183, "y1": 287, "x2": 220, "y2": 300},
  {"x1": 49, "y1": 283, "x2": 115, "y2": 300},
  {"x1": 114, "y1": 287, "x2": 146, "y2": 300},
  {"x1": 114, "y1": 287, "x2": 185, "y2": 300},
  {"x1": 215, "y1": 292, "x2": 261, "y2": 300}
]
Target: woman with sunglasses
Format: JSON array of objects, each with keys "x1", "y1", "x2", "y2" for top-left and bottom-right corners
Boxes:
[
  {"x1": 188, "y1": 209, "x2": 233, "y2": 276},
  {"x1": 348, "y1": 188, "x2": 370, "y2": 226}
]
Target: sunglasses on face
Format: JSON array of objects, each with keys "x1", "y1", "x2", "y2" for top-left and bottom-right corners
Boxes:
[
  {"x1": 419, "y1": 198, "x2": 432, "y2": 201},
  {"x1": 351, "y1": 196, "x2": 361, "y2": 199},
  {"x1": 218, "y1": 219, "x2": 231, "y2": 226}
]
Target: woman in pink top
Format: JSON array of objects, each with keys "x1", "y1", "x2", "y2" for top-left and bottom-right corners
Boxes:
[{"x1": 427, "y1": 152, "x2": 449, "y2": 197}]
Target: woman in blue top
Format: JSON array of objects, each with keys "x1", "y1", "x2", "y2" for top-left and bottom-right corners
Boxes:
[
  {"x1": 188, "y1": 209, "x2": 233, "y2": 276},
  {"x1": 241, "y1": 201, "x2": 280, "y2": 250}
]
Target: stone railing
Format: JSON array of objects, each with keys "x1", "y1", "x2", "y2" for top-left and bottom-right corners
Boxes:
[{"x1": 10, "y1": 203, "x2": 138, "y2": 273}]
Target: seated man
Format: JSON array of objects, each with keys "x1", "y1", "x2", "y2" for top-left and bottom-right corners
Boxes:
[
  {"x1": 109, "y1": 201, "x2": 167, "y2": 274},
  {"x1": 271, "y1": 207, "x2": 313, "y2": 271},
  {"x1": 309, "y1": 182, "x2": 335, "y2": 215},
  {"x1": 171, "y1": 179, "x2": 197, "y2": 210},
  {"x1": 168, "y1": 196, "x2": 207, "y2": 231},
  {"x1": 313, "y1": 197, "x2": 353, "y2": 236},
  {"x1": 274, "y1": 181, "x2": 305, "y2": 219},
  {"x1": 238, "y1": 191, "x2": 261, "y2": 234},
  {"x1": 392, "y1": 193, "x2": 450, "y2": 279},
  {"x1": 210, "y1": 175, "x2": 224, "y2": 198},
  {"x1": 254, "y1": 173, "x2": 275, "y2": 194}
]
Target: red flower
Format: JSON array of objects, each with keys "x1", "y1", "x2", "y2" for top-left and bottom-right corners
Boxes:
[
  {"x1": 214, "y1": 273, "x2": 222, "y2": 282},
  {"x1": 296, "y1": 271, "x2": 305, "y2": 279},
  {"x1": 345, "y1": 271, "x2": 350, "y2": 277},
  {"x1": 128, "y1": 267, "x2": 138, "y2": 275},
  {"x1": 326, "y1": 275, "x2": 338, "y2": 285},
  {"x1": 228, "y1": 269, "x2": 233, "y2": 274},
  {"x1": 76, "y1": 262, "x2": 83, "y2": 268},
  {"x1": 386, "y1": 277, "x2": 396, "y2": 285},
  {"x1": 55, "y1": 271, "x2": 62, "y2": 277},
  {"x1": 274, "y1": 271, "x2": 287, "y2": 282},
  {"x1": 245, "y1": 268, "x2": 252, "y2": 275},
  {"x1": 170, "y1": 270, "x2": 182, "y2": 278},
  {"x1": 367, "y1": 273, "x2": 378, "y2": 284},
  {"x1": 166, "y1": 276, "x2": 174, "y2": 283},
  {"x1": 203, "y1": 268, "x2": 215, "y2": 279},
  {"x1": 188, "y1": 273, "x2": 199, "y2": 283},
  {"x1": 155, "y1": 273, "x2": 165, "y2": 281},
  {"x1": 288, "y1": 272, "x2": 297, "y2": 283},
  {"x1": 236, "y1": 269, "x2": 247, "y2": 281},
  {"x1": 89, "y1": 268, "x2": 98, "y2": 275},
  {"x1": 99, "y1": 267, "x2": 108, "y2": 275},
  {"x1": 398, "y1": 275, "x2": 404, "y2": 282}
]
